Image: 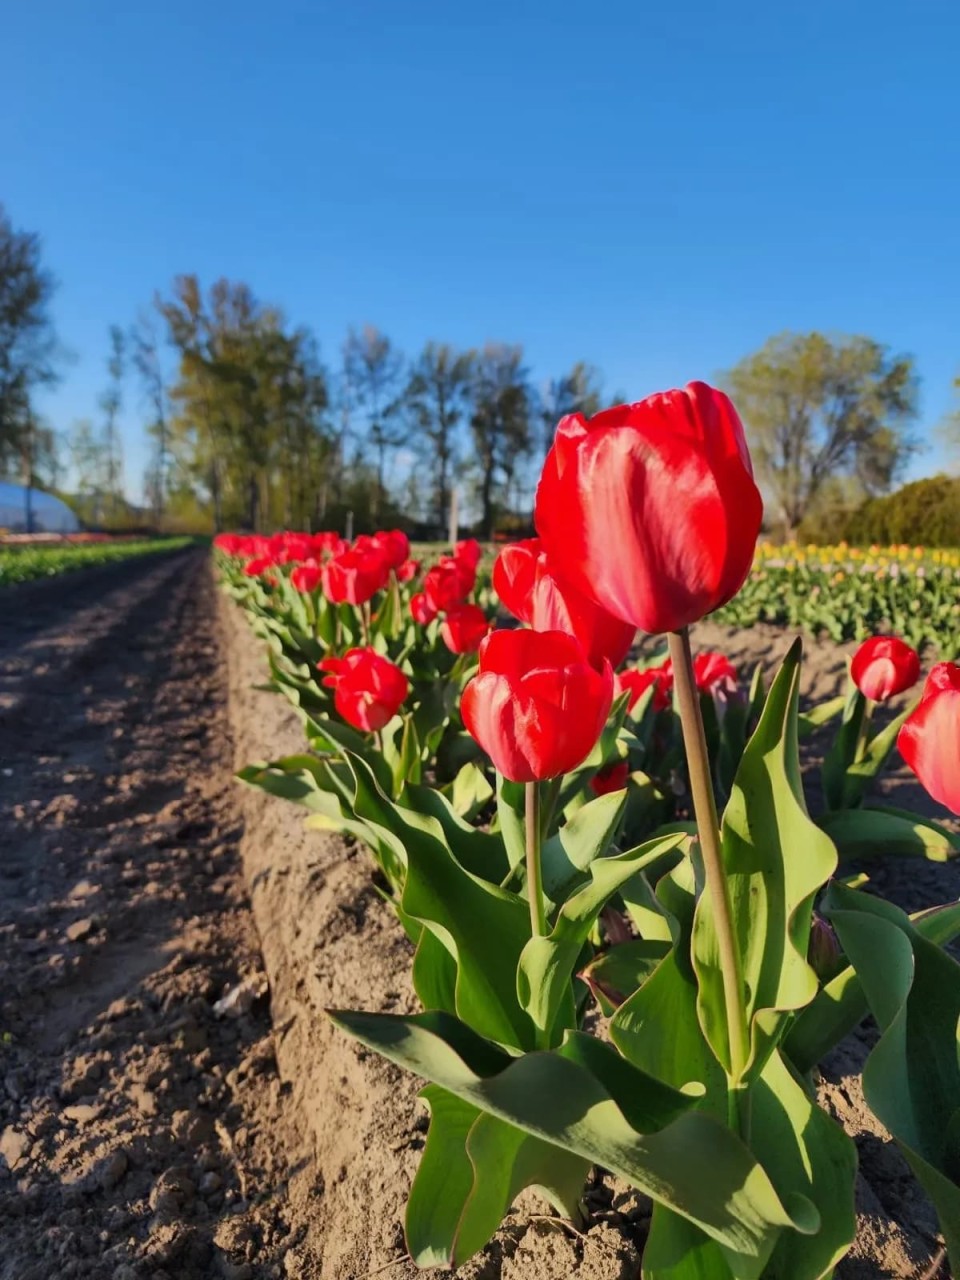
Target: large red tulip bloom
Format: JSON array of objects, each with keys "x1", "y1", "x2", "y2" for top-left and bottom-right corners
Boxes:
[
  {"x1": 371, "y1": 529, "x2": 411, "y2": 570},
  {"x1": 494, "y1": 538, "x2": 636, "y2": 669},
  {"x1": 321, "y1": 546, "x2": 390, "y2": 606},
  {"x1": 318, "y1": 648, "x2": 409, "y2": 732},
  {"x1": 410, "y1": 592, "x2": 438, "y2": 625},
  {"x1": 617, "y1": 663, "x2": 673, "y2": 713},
  {"x1": 290, "y1": 561, "x2": 323, "y2": 593},
  {"x1": 454, "y1": 538, "x2": 483, "y2": 570},
  {"x1": 535, "y1": 382, "x2": 762, "y2": 634},
  {"x1": 851, "y1": 636, "x2": 921, "y2": 703},
  {"x1": 423, "y1": 557, "x2": 474, "y2": 612},
  {"x1": 461, "y1": 630, "x2": 613, "y2": 782},
  {"x1": 441, "y1": 603, "x2": 491, "y2": 654},
  {"x1": 898, "y1": 663, "x2": 960, "y2": 815}
]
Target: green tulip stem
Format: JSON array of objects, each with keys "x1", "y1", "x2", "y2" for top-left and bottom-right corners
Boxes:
[
  {"x1": 854, "y1": 698, "x2": 874, "y2": 763},
  {"x1": 525, "y1": 781, "x2": 548, "y2": 941},
  {"x1": 668, "y1": 628, "x2": 749, "y2": 1090}
]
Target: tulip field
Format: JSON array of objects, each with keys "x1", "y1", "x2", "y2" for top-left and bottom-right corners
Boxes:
[
  {"x1": 213, "y1": 385, "x2": 960, "y2": 1280},
  {"x1": 4, "y1": 385, "x2": 960, "y2": 1280},
  {"x1": 0, "y1": 533, "x2": 196, "y2": 585}
]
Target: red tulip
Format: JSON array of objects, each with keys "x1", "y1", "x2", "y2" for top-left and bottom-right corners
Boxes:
[
  {"x1": 423, "y1": 557, "x2": 474, "y2": 612},
  {"x1": 214, "y1": 533, "x2": 246, "y2": 556},
  {"x1": 590, "y1": 760, "x2": 630, "y2": 796},
  {"x1": 494, "y1": 539, "x2": 636, "y2": 669},
  {"x1": 535, "y1": 382, "x2": 762, "y2": 634},
  {"x1": 617, "y1": 663, "x2": 673, "y2": 713},
  {"x1": 851, "y1": 636, "x2": 920, "y2": 703},
  {"x1": 243, "y1": 555, "x2": 276, "y2": 578},
  {"x1": 461, "y1": 630, "x2": 613, "y2": 782},
  {"x1": 371, "y1": 529, "x2": 411, "y2": 570},
  {"x1": 321, "y1": 546, "x2": 390, "y2": 606},
  {"x1": 410, "y1": 592, "x2": 438, "y2": 625},
  {"x1": 290, "y1": 561, "x2": 322, "y2": 593},
  {"x1": 280, "y1": 532, "x2": 315, "y2": 562},
  {"x1": 397, "y1": 558, "x2": 421, "y2": 583},
  {"x1": 441, "y1": 603, "x2": 491, "y2": 654},
  {"x1": 897, "y1": 663, "x2": 960, "y2": 815},
  {"x1": 693, "y1": 652, "x2": 738, "y2": 694},
  {"x1": 454, "y1": 538, "x2": 483, "y2": 570},
  {"x1": 318, "y1": 648, "x2": 409, "y2": 732}
]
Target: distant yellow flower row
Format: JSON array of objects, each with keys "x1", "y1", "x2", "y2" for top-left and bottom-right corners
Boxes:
[{"x1": 755, "y1": 541, "x2": 960, "y2": 572}]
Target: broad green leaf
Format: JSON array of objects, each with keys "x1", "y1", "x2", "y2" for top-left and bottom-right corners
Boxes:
[
  {"x1": 579, "y1": 939, "x2": 671, "y2": 1014},
  {"x1": 748, "y1": 1050, "x2": 856, "y2": 1279},
  {"x1": 821, "y1": 684, "x2": 864, "y2": 811},
  {"x1": 495, "y1": 774, "x2": 527, "y2": 873},
  {"x1": 329, "y1": 1009, "x2": 815, "y2": 1275},
  {"x1": 826, "y1": 883, "x2": 960, "y2": 1267},
  {"x1": 412, "y1": 927, "x2": 458, "y2": 1014},
  {"x1": 448, "y1": 761, "x2": 494, "y2": 821},
  {"x1": 797, "y1": 693, "x2": 846, "y2": 736},
  {"x1": 786, "y1": 895, "x2": 960, "y2": 1074},
  {"x1": 695, "y1": 638, "x2": 837, "y2": 1081},
  {"x1": 817, "y1": 805, "x2": 958, "y2": 862},
  {"x1": 402, "y1": 780, "x2": 508, "y2": 884},
  {"x1": 518, "y1": 832, "x2": 685, "y2": 1040},
  {"x1": 643, "y1": 1207, "x2": 734, "y2": 1280},
  {"x1": 407, "y1": 1093, "x2": 589, "y2": 1269},
  {"x1": 613, "y1": 858, "x2": 727, "y2": 1122},
  {"x1": 539, "y1": 790, "x2": 629, "y2": 906}
]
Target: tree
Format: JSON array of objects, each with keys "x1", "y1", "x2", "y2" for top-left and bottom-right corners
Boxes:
[
  {"x1": 130, "y1": 311, "x2": 171, "y2": 526},
  {"x1": 99, "y1": 325, "x2": 125, "y2": 517},
  {"x1": 157, "y1": 274, "x2": 330, "y2": 531},
  {"x1": 402, "y1": 342, "x2": 473, "y2": 531},
  {"x1": 342, "y1": 326, "x2": 405, "y2": 519},
  {"x1": 725, "y1": 332, "x2": 919, "y2": 536},
  {"x1": 0, "y1": 205, "x2": 60, "y2": 478},
  {"x1": 540, "y1": 361, "x2": 604, "y2": 455},
  {"x1": 469, "y1": 344, "x2": 534, "y2": 538}
]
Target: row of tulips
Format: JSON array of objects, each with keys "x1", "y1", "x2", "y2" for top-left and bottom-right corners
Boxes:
[
  {"x1": 716, "y1": 539, "x2": 960, "y2": 656},
  {"x1": 217, "y1": 382, "x2": 960, "y2": 1279}
]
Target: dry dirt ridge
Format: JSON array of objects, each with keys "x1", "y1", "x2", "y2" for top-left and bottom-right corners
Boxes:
[
  {"x1": 1, "y1": 553, "x2": 956, "y2": 1279},
  {"x1": 224, "y1": 595, "x2": 959, "y2": 1280},
  {"x1": 0, "y1": 550, "x2": 322, "y2": 1279}
]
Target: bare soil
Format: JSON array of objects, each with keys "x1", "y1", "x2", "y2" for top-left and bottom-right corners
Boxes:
[
  {"x1": 0, "y1": 552, "x2": 322, "y2": 1279},
  {"x1": 1, "y1": 558, "x2": 955, "y2": 1280}
]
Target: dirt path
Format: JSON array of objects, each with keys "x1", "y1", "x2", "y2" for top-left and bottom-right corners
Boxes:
[{"x1": 0, "y1": 553, "x2": 321, "y2": 1280}]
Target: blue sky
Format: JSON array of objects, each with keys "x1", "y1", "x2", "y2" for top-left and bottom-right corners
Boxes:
[{"x1": 3, "y1": 0, "x2": 959, "y2": 500}]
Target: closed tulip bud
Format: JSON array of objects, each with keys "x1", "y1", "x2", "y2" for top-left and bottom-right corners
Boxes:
[
  {"x1": 321, "y1": 546, "x2": 390, "y2": 606},
  {"x1": 410, "y1": 592, "x2": 438, "y2": 626},
  {"x1": 440, "y1": 603, "x2": 490, "y2": 654},
  {"x1": 493, "y1": 538, "x2": 636, "y2": 669},
  {"x1": 898, "y1": 662, "x2": 960, "y2": 815},
  {"x1": 290, "y1": 562, "x2": 323, "y2": 593},
  {"x1": 617, "y1": 663, "x2": 673, "y2": 713},
  {"x1": 371, "y1": 529, "x2": 411, "y2": 570},
  {"x1": 318, "y1": 648, "x2": 409, "y2": 732},
  {"x1": 423, "y1": 558, "x2": 474, "y2": 612},
  {"x1": 454, "y1": 538, "x2": 483, "y2": 570},
  {"x1": 535, "y1": 382, "x2": 762, "y2": 634},
  {"x1": 851, "y1": 636, "x2": 921, "y2": 703},
  {"x1": 461, "y1": 630, "x2": 613, "y2": 782},
  {"x1": 589, "y1": 759, "x2": 630, "y2": 796}
]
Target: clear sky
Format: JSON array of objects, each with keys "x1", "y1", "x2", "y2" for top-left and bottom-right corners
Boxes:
[{"x1": 3, "y1": 0, "x2": 959, "y2": 500}]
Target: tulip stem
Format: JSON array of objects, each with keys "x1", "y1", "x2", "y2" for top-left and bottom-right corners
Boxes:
[
  {"x1": 525, "y1": 782, "x2": 548, "y2": 940},
  {"x1": 854, "y1": 698, "x2": 874, "y2": 763},
  {"x1": 668, "y1": 629, "x2": 749, "y2": 1091}
]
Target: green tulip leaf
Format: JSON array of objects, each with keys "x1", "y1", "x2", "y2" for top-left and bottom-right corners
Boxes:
[
  {"x1": 328, "y1": 1009, "x2": 815, "y2": 1275},
  {"x1": 613, "y1": 857, "x2": 727, "y2": 1122},
  {"x1": 797, "y1": 693, "x2": 846, "y2": 736},
  {"x1": 579, "y1": 939, "x2": 671, "y2": 1015},
  {"x1": 407, "y1": 1086, "x2": 589, "y2": 1268},
  {"x1": 785, "y1": 894, "x2": 960, "y2": 1074},
  {"x1": 816, "y1": 805, "x2": 958, "y2": 862},
  {"x1": 539, "y1": 789, "x2": 629, "y2": 906},
  {"x1": 695, "y1": 637, "x2": 838, "y2": 1081},
  {"x1": 825, "y1": 882, "x2": 960, "y2": 1268},
  {"x1": 447, "y1": 761, "x2": 494, "y2": 821},
  {"x1": 518, "y1": 832, "x2": 685, "y2": 1040}
]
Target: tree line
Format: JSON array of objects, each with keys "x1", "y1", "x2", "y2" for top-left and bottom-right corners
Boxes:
[{"x1": 0, "y1": 200, "x2": 950, "y2": 538}]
